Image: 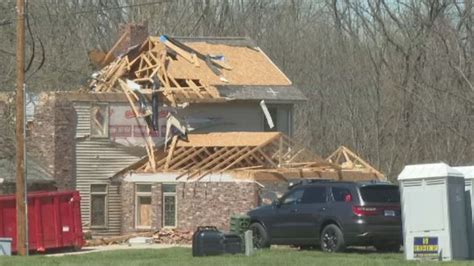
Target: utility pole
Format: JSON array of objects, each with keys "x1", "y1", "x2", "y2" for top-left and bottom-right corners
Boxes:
[{"x1": 15, "y1": 0, "x2": 27, "y2": 256}]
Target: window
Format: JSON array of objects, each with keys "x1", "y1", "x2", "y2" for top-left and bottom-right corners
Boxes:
[
  {"x1": 332, "y1": 187, "x2": 353, "y2": 202},
  {"x1": 135, "y1": 184, "x2": 152, "y2": 228},
  {"x1": 281, "y1": 189, "x2": 304, "y2": 205},
  {"x1": 90, "y1": 103, "x2": 109, "y2": 137},
  {"x1": 360, "y1": 185, "x2": 400, "y2": 203},
  {"x1": 301, "y1": 187, "x2": 327, "y2": 204},
  {"x1": 163, "y1": 184, "x2": 177, "y2": 227},
  {"x1": 90, "y1": 184, "x2": 107, "y2": 227}
]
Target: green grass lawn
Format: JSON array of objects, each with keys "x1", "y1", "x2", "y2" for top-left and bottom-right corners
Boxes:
[{"x1": 1, "y1": 247, "x2": 474, "y2": 266}]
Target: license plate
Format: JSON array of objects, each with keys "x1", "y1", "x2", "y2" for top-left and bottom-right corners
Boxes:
[{"x1": 384, "y1": 210, "x2": 395, "y2": 216}]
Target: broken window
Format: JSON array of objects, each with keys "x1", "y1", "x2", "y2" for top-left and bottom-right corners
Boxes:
[
  {"x1": 135, "y1": 184, "x2": 152, "y2": 228},
  {"x1": 90, "y1": 184, "x2": 107, "y2": 227},
  {"x1": 163, "y1": 184, "x2": 177, "y2": 227},
  {"x1": 90, "y1": 103, "x2": 109, "y2": 138}
]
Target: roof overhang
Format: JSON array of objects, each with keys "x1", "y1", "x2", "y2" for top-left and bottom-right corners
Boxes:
[{"x1": 216, "y1": 85, "x2": 307, "y2": 102}]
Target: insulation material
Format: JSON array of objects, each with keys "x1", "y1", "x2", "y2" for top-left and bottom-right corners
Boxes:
[{"x1": 109, "y1": 104, "x2": 173, "y2": 146}]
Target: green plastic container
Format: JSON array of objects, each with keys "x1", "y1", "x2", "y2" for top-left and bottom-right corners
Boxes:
[{"x1": 229, "y1": 214, "x2": 250, "y2": 235}]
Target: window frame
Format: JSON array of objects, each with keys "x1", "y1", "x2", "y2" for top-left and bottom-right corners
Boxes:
[
  {"x1": 135, "y1": 183, "x2": 153, "y2": 229},
  {"x1": 90, "y1": 184, "x2": 108, "y2": 228},
  {"x1": 90, "y1": 103, "x2": 109, "y2": 138},
  {"x1": 162, "y1": 183, "x2": 177, "y2": 228}
]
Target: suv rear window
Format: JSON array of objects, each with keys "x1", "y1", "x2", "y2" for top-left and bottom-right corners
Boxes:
[{"x1": 360, "y1": 185, "x2": 400, "y2": 203}]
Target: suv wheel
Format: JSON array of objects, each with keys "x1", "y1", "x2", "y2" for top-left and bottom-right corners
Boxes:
[
  {"x1": 250, "y1": 223, "x2": 270, "y2": 249},
  {"x1": 374, "y1": 242, "x2": 400, "y2": 252},
  {"x1": 320, "y1": 224, "x2": 345, "y2": 252}
]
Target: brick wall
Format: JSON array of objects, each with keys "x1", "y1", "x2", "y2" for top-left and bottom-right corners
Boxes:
[
  {"x1": 30, "y1": 93, "x2": 76, "y2": 190},
  {"x1": 121, "y1": 181, "x2": 135, "y2": 234},
  {"x1": 121, "y1": 181, "x2": 259, "y2": 234}
]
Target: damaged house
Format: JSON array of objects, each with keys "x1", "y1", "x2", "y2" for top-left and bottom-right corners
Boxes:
[{"x1": 25, "y1": 23, "x2": 384, "y2": 237}]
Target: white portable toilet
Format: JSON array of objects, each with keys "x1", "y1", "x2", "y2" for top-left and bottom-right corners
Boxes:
[
  {"x1": 398, "y1": 163, "x2": 469, "y2": 261},
  {"x1": 454, "y1": 166, "x2": 474, "y2": 258}
]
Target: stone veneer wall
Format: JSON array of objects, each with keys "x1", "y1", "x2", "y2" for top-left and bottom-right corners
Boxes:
[
  {"x1": 121, "y1": 181, "x2": 259, "y2": 234},
  {"x1": 177, "y1": 182, "x2": 258, "y2": 231},
  {"x1": 121, "y1": 182, "x2": 162, "y2": 235},
  {"x1": 29, "y1": 93, "x2": 76, "y2": 190}
]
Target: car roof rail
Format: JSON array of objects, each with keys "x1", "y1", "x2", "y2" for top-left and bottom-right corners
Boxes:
[
  {"x1": 357, "y1": 179, "x2": 393, "y2": 186},
  {"x1": 288, "y1": 178, "x2": 335, "y2": 189}
]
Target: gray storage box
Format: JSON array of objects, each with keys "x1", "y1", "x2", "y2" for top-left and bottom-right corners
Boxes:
[
  {"x1": 0, "y1": 238, "x2": 12, "y2": 256},
  {"x1": 455, "y1": 166, "x2": 474, "y2": 259},
  {"x1": 398, "y1": 163, "x2": 469, "y2": 261}
]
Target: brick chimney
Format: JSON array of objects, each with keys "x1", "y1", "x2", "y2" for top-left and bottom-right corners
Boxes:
[{"x1": 115, "y1": 22, "x2": 149, "y2": 56}]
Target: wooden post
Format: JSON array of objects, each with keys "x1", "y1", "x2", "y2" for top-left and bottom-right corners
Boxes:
[{"x1": 15, "y1": 0, "x2": 27, "y2": 256}]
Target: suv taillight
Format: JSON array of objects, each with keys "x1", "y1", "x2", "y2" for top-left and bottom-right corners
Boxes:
[{"x1": 352, "y1": 206, "x2": 380, "y2": 216}]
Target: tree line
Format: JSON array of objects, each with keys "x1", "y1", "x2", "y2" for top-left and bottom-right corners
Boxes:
[{"x1": 0, "y1": 0, "x2": 472, "y2": 180}]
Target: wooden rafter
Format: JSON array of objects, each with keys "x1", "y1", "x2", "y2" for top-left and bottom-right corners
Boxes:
[
  {"x1": 326, "y1": 146, "x2": 384, "y2": 178},
  {"x1": 114, "y1": 132, "x2": 385, "y2": 182},
  {"x1": 88, "y1": 36, "x2": 225, "y2": 105}
]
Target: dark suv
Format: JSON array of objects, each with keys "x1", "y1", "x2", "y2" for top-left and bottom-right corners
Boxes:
[{"x1": 247, "y1": 180, "x2": 401, "y2": 252}]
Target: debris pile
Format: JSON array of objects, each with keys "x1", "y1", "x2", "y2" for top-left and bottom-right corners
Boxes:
[
  {"x1": 84, "y1": 229, "x2": 194, "y2": 246},
  {"x1": 152, "y1": 228, "x2": 193, "y2": 244}
]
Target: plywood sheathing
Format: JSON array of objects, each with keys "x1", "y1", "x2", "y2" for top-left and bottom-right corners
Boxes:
[
  {"x1": 326, "y1": 146, "x2": 385, "y2": 180},
  {"x1": 176, "y1": 132, "x2": 281, "y2": 147},
  {"x1": 165, "y1": 42, "x2": 292, "y2": 86}
]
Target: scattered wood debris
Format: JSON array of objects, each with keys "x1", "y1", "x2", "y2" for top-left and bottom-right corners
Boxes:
[
  {"x1": 152, "y1": 228, "x2": 193, "y2": 245},
  {"x1": 84, "y1": 229, "x2": 194, "y2": 247}
]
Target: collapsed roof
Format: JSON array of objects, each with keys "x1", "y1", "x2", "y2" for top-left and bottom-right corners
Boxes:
[
  {"x1": 114, "y1": 132, "x2": 385, "y2": 182},
  {"x1": 87, "y1": 35, "x2": 305, "y2": 104}
]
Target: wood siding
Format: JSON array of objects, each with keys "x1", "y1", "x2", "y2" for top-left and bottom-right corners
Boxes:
[{"x1": 75, "y1": 102, "x2": 140, "y2": 236}]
